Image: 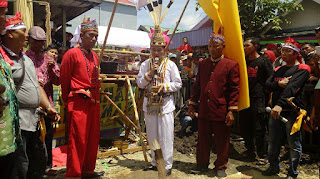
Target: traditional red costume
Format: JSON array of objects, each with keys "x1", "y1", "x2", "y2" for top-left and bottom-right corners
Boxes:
[
  {"x1": 60, "y1": 19, "x2": 101, "y2": 177},
  {"x1": 190, "y1": 33, "x2": 240, "y2": 170},
  {"x1": 177, "y1": 44, "x2": 192, "y2": 53}
]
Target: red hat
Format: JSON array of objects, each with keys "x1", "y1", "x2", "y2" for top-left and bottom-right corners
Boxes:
[
  {"x1": 1, "y1": 12, "x2": 26, "y2": 35},
  {"x1": 0, "y1": 0, "x2": 7, "y2": 8},
  {"x1": 209, "y1": 32, "x2": 225, "y2": 43},
  {"x1": 267, "y1": 43, "x2": 276, "y2": 50},
  {"x1": 282, "y1": 37, "x2": 301, "y2": 53},
  {"x1": 264, "y1": 50, "x2": 276, "y2": 64},
  {"x1": 81, "y1": 17, "x2": 98, "y2": 33}
]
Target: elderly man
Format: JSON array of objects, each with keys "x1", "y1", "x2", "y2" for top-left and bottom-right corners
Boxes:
[
  {"x1": 60, "y1": 18, "x2": 104, "y2": 178},
  {"x1": 1, "y1": 12, "x2": 60, "y2": 178},
  {"x1": 263, "y1": 38, "x2": 310, "y2": 179},
  {"x1": 137, "y1": 26, "x2": 182, "y2": 176},
  {"x1": 24, "y1": 26, "x2": 60, "y2": 172},
  {"x1": 0, "y1": 1, "x2": 22, "y2": 178},
  {"x1": 188, "y1": 32, "x2": 240, "y2": 177}
]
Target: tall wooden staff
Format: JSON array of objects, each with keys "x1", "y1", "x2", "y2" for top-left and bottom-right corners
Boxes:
[
  {"x1": 98, "y1": 0, "x2": 119, "y2": 65},
  {"x1": 98, "y1": 0, "x2": 148, "y2": 163},
  {"x1": 165, "y1": 0, "x2": 190, "y2": 51}
]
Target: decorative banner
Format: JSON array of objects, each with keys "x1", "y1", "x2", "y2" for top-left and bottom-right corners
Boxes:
[
  {"x1": 52, "y1": 83, "x2": 139, "y2": 147},
  {"x1": 198, "y1": 0, "x2": 250, "y2": 111},
  {"x1": 134, "y1": 0, "x2": 148, "y2": 11}
]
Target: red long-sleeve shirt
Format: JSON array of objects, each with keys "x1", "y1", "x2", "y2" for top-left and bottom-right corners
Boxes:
[
  {"x1": 177, "y1": 44, "x2": 192, "y2": 53},
  {"x1": 190, "y1": 57, "x2": 240, "y2": 121},
  {"x1": 60, "y1": 47, "x2": 100, "y2": 103}
]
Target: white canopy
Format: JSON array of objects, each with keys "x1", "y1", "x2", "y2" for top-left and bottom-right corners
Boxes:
[{"x1": 70, "y1": 25, "x2": 150, "y2": 50}]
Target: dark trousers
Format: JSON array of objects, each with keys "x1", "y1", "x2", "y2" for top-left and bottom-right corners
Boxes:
[
  {"x1": 268, "y1": 111, "x2": 302, "y2": 177},
  {"x1": 45, "y1": 116, "x2": 54, "y2": 168},
  {"x1": 0, "y1": 153, "x2": 15, "y2": 178},
  {"x1": 197, "y1": 120, "x2": 230, "y2": 170},
  {"x1": 239, "y1": 98, "x2": 268, "y2": 158},
  {"x1": 13, "y1": 130, "x2": 47, "y2": 179}
]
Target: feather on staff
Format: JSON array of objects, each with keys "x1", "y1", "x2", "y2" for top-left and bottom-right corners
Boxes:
[
  {"x1": 158, "y1": 0, "x2": 162, "y2": 19},
  {"x1": 146, "y1": 0, "x2": 156, "y2": 24},
  {"x1": 160, "y1": 0, "x2": 174, "y2": 24}
]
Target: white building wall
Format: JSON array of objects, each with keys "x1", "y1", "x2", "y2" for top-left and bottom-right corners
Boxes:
[
  {"x1": 66, "y1": 1, "x2": 137, "y2": 34},
  {"x1": 281, "y1": 0, "x2": 320, "y2": 30}
]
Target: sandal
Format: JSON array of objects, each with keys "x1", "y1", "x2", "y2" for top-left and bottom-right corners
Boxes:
[{"x1": 256, "y1": 158, "x2": 268, "y2": 165}]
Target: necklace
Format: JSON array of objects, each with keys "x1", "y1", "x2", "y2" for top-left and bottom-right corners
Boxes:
[
  {"x1": 211, "y1": 55, "x2": 224, "y2": 63},
  {"x1": 80, "y1": 47, "x2": 98, "y2": 84}
]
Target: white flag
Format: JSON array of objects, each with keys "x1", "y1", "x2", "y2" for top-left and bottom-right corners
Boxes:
[{"x1": 133, "y1": 0, "x2": 148, "y2": 11}]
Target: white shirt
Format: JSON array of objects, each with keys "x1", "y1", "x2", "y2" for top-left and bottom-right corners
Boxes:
[{"x1": 136, "y1": 58, "x2": 182, "y2": 114}]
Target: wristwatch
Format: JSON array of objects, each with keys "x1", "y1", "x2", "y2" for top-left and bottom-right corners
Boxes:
[{"x1": 46, "y1": 104, "x2": 52, "y2": 110}]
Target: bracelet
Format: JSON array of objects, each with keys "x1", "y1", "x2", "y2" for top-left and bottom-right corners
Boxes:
[{"x1": 46, "y1": 104, "x2": 52, "y2": 110}]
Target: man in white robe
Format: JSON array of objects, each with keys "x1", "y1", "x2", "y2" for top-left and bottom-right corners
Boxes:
[{"x1": 136, "y1": 26, "x2": 182, "y2": 176}]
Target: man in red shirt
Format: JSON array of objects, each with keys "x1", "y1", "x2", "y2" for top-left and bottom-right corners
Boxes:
[
  {"x1": 60, "y1": 18, "x2": 104, "y2": 178},
  {"x1": 188, "y1": 32, "x2": 240, "y2": 177},
  {"x1": 177, "y1": 37, "x2": 192, "y2": 53}
]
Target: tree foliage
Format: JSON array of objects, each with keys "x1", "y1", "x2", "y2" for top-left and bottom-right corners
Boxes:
[{"x1": 196, "y1": 0, "x2": 303, "y2": 37}]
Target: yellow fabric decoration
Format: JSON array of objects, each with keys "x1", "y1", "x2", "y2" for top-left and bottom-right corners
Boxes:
[
  {"x1": 39, "y1": 117, "x2": 47, "y2": 143},
  {"x1": 198, "y1": 0, "x2": 249, "y2": 111},
  {"x1": 290, "y1": 109, "x2": 307, "y2": 135}
]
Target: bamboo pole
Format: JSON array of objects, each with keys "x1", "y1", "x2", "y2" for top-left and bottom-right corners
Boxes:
[
  {"x1": 124, "y1": 83, "x2": 131, "y2": 139},
  {"x1": 165, "y1": 0, "x2": 190, "y2": 51},
  {"x1": 100, "y1": 85, "x2": 125, "y2": 116},
  {"x1": 101, "y1": 93, "x2": 148, "y2": 140},
  {"x1": 98, "y1": 0, "x2": 119, "y2": 64},
  {"x1": 126, "y1": 76, "x2": 148, "y2": 163},
  {"x1": 95, "y1": 48, "x2": 151, "y2": 56},
  {"x1": 152, "y1": 139, "x2": 166, "y2": 179}
]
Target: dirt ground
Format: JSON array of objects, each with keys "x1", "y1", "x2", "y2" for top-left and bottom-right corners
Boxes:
[{"x1": 46, "y1": 123, "x2": 320, "y2": 179}]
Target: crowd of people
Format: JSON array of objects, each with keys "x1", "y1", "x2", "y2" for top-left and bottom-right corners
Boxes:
[
  {"x1": 157, "y1": 29, "x2": 320, "y2": 179},
  {"x1": 0, "y1": 0, "x2": 103, "y2": 177}
]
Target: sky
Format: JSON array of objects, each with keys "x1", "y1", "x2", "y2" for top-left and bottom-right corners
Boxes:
[{"x1": 133, "y1": 0, "x2": 207, "y2": 30}]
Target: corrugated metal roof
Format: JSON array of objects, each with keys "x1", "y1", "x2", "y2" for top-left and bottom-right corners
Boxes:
[
  {"x1": 35, "y1": 0, "x2": 102, "y2": 26},
  {"x1": 168, "y1": 27, "x2": 212, "y2": 49},
  {"x1": 105, "y1": 0, "x2": 135, "y2": 6}
]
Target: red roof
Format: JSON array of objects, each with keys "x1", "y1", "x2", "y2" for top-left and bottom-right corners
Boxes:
[{"x1": 111, "y1": 0, "x2": 134, "y2": 5}]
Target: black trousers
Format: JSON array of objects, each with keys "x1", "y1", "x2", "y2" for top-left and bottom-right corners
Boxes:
[
  {"x1": 45, "y1": 116, "x2": 54, "y2": 168},
  {"x1": 0, "y1": 152, "x2": 15, "y2": 179},
  {"x1": 13, "y1": 130, "x2": 47, "y2": 179},
  {"x1": 239, "y1": 98, "x2": 268, "y2": 158}
]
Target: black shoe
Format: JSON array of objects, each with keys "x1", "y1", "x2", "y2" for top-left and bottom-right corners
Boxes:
[
  {"x1": 240, "y1": 150, "x2": 256, "y2": 161},
  {"x1": 190, "y1": 165, "x2": 208, "y2": 174},
  {"x1": 143, "y1": 165, "x2": 157, "y2": 171},
  {"x1": 262, "y1": 166, "x2": 280, "y2": 176},
  {"x1": 166, "y1": 169, "x2": 172, "y2": 176},
  {"x1": 216, "y1": 170, "x2": 227, "y2": 177},
  {"x1": 82, "y1": 171, "x2": 105, "y2": 178}
]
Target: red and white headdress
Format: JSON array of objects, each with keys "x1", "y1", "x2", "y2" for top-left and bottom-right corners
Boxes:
[
  {"x1": 282, "y1": 37, "x2": 301, "y2": 53},
  {"x1": 1, "y1": 12, "x2": 26, "y2": 35},
  {"x1": 0, "y1": 0, "x2": 7, "y2": 8}
]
